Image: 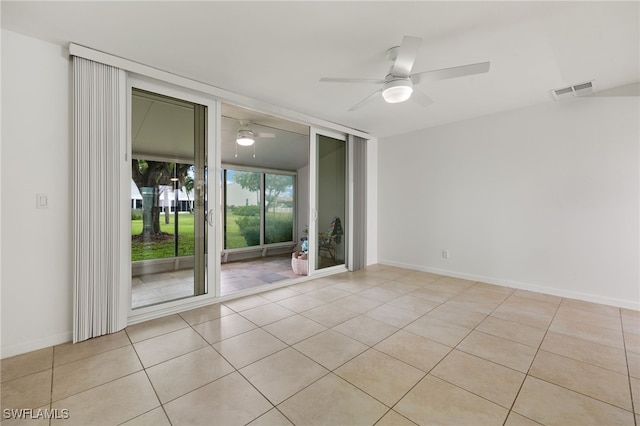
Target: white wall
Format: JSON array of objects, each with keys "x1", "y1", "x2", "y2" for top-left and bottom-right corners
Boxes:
[
  {"x1": 2, "y1": 30, "x2": 73, "y2": 357},
  {"x1": 379, "y1": 96, "x2": 639, "y2": 309}
]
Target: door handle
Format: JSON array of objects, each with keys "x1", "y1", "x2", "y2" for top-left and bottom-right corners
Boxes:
[{"x1": 207, "y1": 209, "x2": 215, "y2": 227}]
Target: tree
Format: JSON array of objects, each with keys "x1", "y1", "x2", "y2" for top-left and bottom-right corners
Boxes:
[
  {"x1": 132, "y1": 160, "x2": 193, "y2": 236},
  {"x1": 233, "y1": 172, "x2": 292, "y2": 212}
]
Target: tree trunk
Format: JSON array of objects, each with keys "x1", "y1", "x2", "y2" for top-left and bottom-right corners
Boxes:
[{"x1": 141, "y1": 187, "x2": 162, "y2": 236}]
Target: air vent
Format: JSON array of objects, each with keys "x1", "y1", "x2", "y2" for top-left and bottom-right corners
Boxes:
[{"x1": 550, "y1": 80, "x2": 595, "y2": 101}]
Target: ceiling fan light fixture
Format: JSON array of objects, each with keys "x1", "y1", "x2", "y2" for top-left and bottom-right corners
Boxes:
[
  {"x1": 236, "y1": 129, "x2": 255, "y2": 146},
  {"x1": 382, "y1": 78, "x2": 413, "y2": 103}
]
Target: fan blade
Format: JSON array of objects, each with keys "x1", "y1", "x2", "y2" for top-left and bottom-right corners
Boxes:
[
  {"x1": 410, "y1": 90, "x2": 434, "y2": 107},
  {"x1": 390, "y1": 36, "x2": 422, "y2": 77},
  {"x1": 256, "y1": 132, "x2": 275, "y2": 138},
  {"x1": 348, "y1": 89, "x2": 382, "y2": 111},
  {"x1": 320, "y1": 77, "x2": 386, "y2": 84},
  {"x1": 411, "y1": 61, "x2": 490, "y2": 84}
]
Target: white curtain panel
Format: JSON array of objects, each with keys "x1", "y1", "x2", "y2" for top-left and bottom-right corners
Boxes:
[{"x1": 72, "y1": 56, "x2": 126, "y2": 342}]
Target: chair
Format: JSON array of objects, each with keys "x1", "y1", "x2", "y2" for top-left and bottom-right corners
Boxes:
[{"x1": 318, "y1": 217, "x2": 343, "y2": 265}]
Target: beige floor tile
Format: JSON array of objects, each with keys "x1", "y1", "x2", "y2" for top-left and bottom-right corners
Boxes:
[
  {"x1": 500, "y1": 295, "x2": 559, "y2": 316},
  {"x1": 513, "y1": 376, "x2": 634, "y2": 426},
  {"x1": 223, "y1": 294, "x2": 271, "y2": 312},
  {"x1": 125, "y1": 314, "x2": 189, "y2": 343},
  {"x1": 555, "y1": 305, "x2": 622, "y2": 331},
  {"x1": 293, "y1": 329, "x2": 368, "y2": 370},
  {"x1": 260, "y1": 287, "x2": 301, "y2": 302},
  {"x1": 491, "y1": 305, "x2": 553, "y2": 330},
  {"x1": 332, "y1": 315, "x2": 398, "y2": 346},
  {"x1": 146, "y1": 346, "x2": 234, "y2": 403},
  {"x1": 374, "y1": 330, "x2": 451, "y2": 373},
  {"x1": 473, "y1": 282, "x2": 515, "y2": 296},
  {"x1": 263, "y1": 314, "x2": 327, "y2": 344},
  {"x1": 512, "y1": 289, "x2": 562, "y2": 305},
  {"x1": 411, "y1": 285, "x2": 460, "y2": 303},
  {"x1": 358, "y1": 286, "x2": 402, "y2": 303},
  {"x1": 631, "y1": 377, "x2": 640, "y2": 415},
  {"x1": 378, "y1": 281, "x2": 419, "y2": 294},
  {"x1": 163, "y1": 372, "x2": 272, "y2": 426},
  {"x1": 332, "y1": 294, "x2": 384, "y2": 314},
  {"x1": 247, "y1": 408, "x2": 294, "y2": 426},
  {"x1": 1, "y1": 347, "x2": 52, "y2": 383},
  {"x1": 395, "y1": 375, "x2": 508, "y2": 425},
  {"x1": 454, "y1": 287, "x2": 509, "y2": 306},
  {"x1": 335, "y1": 348, "x2": 424, "y2": 406},
  {"x1": 626, "y1": 331, "x2": 640, "y2": 354},
  {"x1": 387, "y1": 294, "x2": 439, "y2": 315},
  {"x1": 287, "y1": 279, "x2": 332, "y2": 293},
  {"x1": 191, "y1": 312, "x2": 257, "y2": 344},
  {"x1": 504, "y1": 411, "x2": 544, "y2": 426},
  {"x1": 50, "y1": 371, "x2": 159, "y2": 426},
  {"x1": 404, "y1": 316, "x2": 471, "y2": 347},
  {"x1": 476, "y1": 316, "x2": 546, "y2": 348},
  {"x1": 549, "y1": 316, "x2": 625, "y2": 349},
  {"x1": 457, "y1": 331, "x2": 537, "y2": 373},
  {"x1": 120, "y1": 407, "x2": 171, "y2": 426},
  {"x1": 277, "y1": 373, "x2": 388, "y2": 425},
  {"x1": 276, "y1": 294, "x2": 326, "y2": 313},
  {"x1": 212, "y1": 328, "x2": 287, "y2": 369},
  {"x1": 133, "y1": 327, "x2": 208, "y2": 367},
  {"x1": 52, "y1": 345, "x2": 142, "y2": 401},
  {"x1": 239, "y1": 303, "x2": 296, "y2": 326},
  {"x1": 431, "y1": 349, "x2": 525, "y2": 408},
  {"x1": 53, "y1": 331, "x2": 130, "y2": 366},
  {"x1": 178, "y1": 303, "x2": 234, "y2": 326},
  {"x1": 375, "y1": 410, "x2": 418, "y2": 426},
  {"x1": 560, "y1": 298, "x2": 621, "y2": 317},
  {"x1": 432, "y1": 276, "x2": 477, "y2": 291},
  {"x1": 364, "y1": 303, "x2": 422, "y2": 328},
  {"x1": 621, "y1": 309, "x2": 640, "y2": 335},
  {"x1": 330, "y1": 280, "x2": 377, "y2": 294},
  {"x1": 628, "y1": 350, "x2": 640, "y2": 378},
  {"x1": 426, "y1": 302, "x2": 487, "y2": 328},
  {"x1": 240, "y1": 348, "x2": 328, "y2": 405},
  {"x1": 1, "y1": 370, "x2": 51, "y2": 411},
  {"x1": 301, "y1": 303, "x2": 359, "y2": 328},
  {"x1": 306, "y1": 286, "x2": 351, "y2": 302},
  {"x1": 540, "y1": 331, "x2": 628, "y2": 374}
]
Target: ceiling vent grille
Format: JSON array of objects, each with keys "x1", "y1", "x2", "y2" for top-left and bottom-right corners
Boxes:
[{"x1": 550, "y1": 80, "x2": 595, "y2": 101}]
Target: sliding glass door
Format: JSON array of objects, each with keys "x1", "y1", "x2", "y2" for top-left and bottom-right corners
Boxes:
[
  {"x1": 310, "y1": 129, "x2": 348, "y2": 272},
  {"x1": 129, "y1": 81, "x2": 217, "y2": 309}
]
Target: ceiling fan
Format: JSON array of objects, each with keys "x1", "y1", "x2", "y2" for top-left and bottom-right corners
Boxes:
[
  {"x1": 319, "y1": 36, "x2": 490, "y2": 111},
  {"x1": 233, "y1": 120, "x2": 275, "y2": 146}
]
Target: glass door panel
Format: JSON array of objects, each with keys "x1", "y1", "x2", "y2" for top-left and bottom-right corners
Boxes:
[
  {"x1": 265, "y1": 173, "x2": 295, "y2": 244},
  {"x1": 314, "y1": 133, "x2": 347, "y2": 270},
  {"x1": 130, "y1": 87, "x2": 208, "y2": 308},
  {"x1": 224, "y1": 169, "x2": 261, "y2": 249}
]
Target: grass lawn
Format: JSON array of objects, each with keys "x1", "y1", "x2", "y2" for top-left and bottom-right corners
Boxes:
[{"x1": 131, "y1": 213, "x2": 196, "y2": 261}]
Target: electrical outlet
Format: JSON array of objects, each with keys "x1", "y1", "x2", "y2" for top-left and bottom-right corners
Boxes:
[{"x1": 442, "y1": 250, "x2": 449, "y2": 259}]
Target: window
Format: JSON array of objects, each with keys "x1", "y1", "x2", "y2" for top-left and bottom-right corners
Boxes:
[{"x1": 224, "y1": 168, "x2": 295, "y2": 250}]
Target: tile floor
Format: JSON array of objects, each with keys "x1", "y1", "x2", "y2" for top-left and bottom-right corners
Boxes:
[
  {"x1": 2, "y1": 264, "x2": 639, "y2": 425},
  {"x1": 132, "y1": 255, "x2": 300, "y2": 308}
]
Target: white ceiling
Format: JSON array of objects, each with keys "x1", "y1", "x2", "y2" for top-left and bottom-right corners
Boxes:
[{"x1": 2, "y1": 1, "x2": 638, "y2": 139}]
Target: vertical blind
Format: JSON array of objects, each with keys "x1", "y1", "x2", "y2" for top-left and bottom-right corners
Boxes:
[
  {"x1": 351, "y1": 135, "x2": 367, "y2": 271},
  {"x1": 72, "y1": 56, "x2": 126, "y2": 342}
]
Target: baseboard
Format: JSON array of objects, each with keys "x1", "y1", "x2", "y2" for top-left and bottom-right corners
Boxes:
[
  {"x1": 379, "y1": 259, "x2": 640, "y2": 311},
  {"x1": 2, "y1": 331, "x2": 72, "y2": 359}
]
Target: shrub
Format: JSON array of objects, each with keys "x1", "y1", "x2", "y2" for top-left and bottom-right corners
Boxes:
[
  {"x1": 233, "y1": 205, "x2": 260, "y2": 217},
  {"x1": 236, "y1": 216, "x2": 260, "y2": 246},
  {"x1": 266, "y1": 217, "x2": 293, "y2": 244},
  {"x1": 131, "y1": 209, "x2": 143, "y2": 220}
]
